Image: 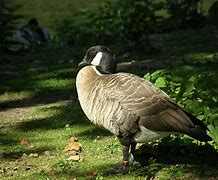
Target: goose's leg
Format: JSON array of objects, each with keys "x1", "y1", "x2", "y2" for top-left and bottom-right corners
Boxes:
[
  {"x1": 130, "y1": 142, "x2": 136, "y2": 155},
  {"x1": 121, "y1": 145, "x2": 130, "y2": 169},
  {"x1": 126, "y1": 142, "x2": 136, "y2": 166},
  {"x1": 119, "y1": 137, "x2": 134, "y2": 169}
]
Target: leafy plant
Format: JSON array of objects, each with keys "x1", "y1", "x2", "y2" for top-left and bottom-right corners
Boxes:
[
  {"x1": 207, "y1": 122, "x2": 218, "y2": 148},
  {"x1": 144, "y1": 66, "x2": 218, "y2": 126},
  {"x1": 85, "y1": 0, "x2": 165, "y2": 42},
  {"x1": 55, "y1": 0, "x2": 165, "y2": 45},
  {"x1": 55, "y1": 0, "x2": 208, "y2": 46}
]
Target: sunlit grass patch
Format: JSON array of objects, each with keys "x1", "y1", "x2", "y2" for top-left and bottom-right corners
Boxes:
[
  {"x1": 33, "y1": 79, "x2": 75, "y2": 90},
  {"x1": 184, "y1": 52, "x2": 214, "y2": 63},
  {"x1": 0, "y1": 91, "x2": 34, "y2": 103}
]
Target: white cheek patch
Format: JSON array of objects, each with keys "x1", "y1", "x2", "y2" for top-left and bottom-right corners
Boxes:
[{"x1": 91, "y1": 52, "x2": 103, "y2": 66}]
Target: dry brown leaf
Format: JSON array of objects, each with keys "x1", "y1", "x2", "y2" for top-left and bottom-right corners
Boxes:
[
  {"x1": 67, "y1": 155, "x2": 80, "y2": 161},
  {"x1": 64, "y1": 141, "x2": 81, "y2": 152},
  {"x1": 79, "y1": 156, "x2": 84, "y2": 162},
  {"x1": 20, "y1": 140, "x2": 30, "y2": 146},
  {"x1": 43, "y1": 151, "x2": 50, "y2": 156},
  {"x1": 29, "y1": 153, "x2": 38, "y2": 157},
  {"x1": 91, "y1": 171, "x2": 98, "y2": 176},
  {"x1": 20, "y1": 153, "x2": 28, "y2": 160},
  {"x1": 68, "y1": 150, "x2": 78, "y2": 156},
  {"x1": 70, "y1": 136, "x2": 78, "y2": 142}
]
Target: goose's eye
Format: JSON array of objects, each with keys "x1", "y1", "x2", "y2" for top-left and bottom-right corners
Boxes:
[
  {"x1": 88, "y1": 50, "x2": 97, "y2": 57},
  {"x1": 88, "y1": 51, "x2": 96, "y2": 57}
]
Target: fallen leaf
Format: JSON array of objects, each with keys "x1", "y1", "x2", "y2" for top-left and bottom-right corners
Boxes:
[
  {"x1": 43, "y1": 151, "x2": 50, "y2": 156},
  {"x1": 67, "y1": 155, "x2": 80, "y2": 161},
  {"x1": 70, "y1": 136, "x2": 78, "y2": 142},
  {"x1": 20, "y1": 140, "x2": 30, "y2": 146},
  {"x1": 91, "y1": 171, "x2": 98, "y2": 176},
  {"x1": 64, "y1": 141, "x2": 81, "y2": 152},
  {"x1": 29, "y1": 153, "x2": 38, "y2": 157},
  {"x1": 68, "y1": 150, "x2": 78, "y2": 156},
  {"x1": 79, "y1": 156, "x2": 84, "y2": 162},
  {"x1": 20, "y1": 153, "x2": 28, "y2": 160}
]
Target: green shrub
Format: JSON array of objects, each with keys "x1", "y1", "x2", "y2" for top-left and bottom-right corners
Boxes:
[
  {"x1": 85, "y1": 0, "x2": 165, "y2": 42},
  {"x1": 144, "y1": 66, "x2": 218, "y2": 125},
  {"x1": 144, "y1": 66, "x2": 218, "y2": 146},
  {"x1": 55, "y1": 0, "x2": 165, "y2": 45},
  {"x1": 207, "y1": 122, "x2": 218, "y2": 148},
  {"x1": 55, "y1": 0, "x2": 207, "y2": 46}
]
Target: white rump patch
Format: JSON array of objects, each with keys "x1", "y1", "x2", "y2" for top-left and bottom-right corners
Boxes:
[
  {"x1": 133, "y1": 126, "x2": 171, "y2": 143},
  {"x1": 91, "y1": 52, "x2": 103, "y2": 66}
]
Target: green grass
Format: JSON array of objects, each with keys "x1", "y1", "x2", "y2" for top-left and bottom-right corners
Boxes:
[{"x1": 0, "y1": 28, "x2": 218, "y2": 179}]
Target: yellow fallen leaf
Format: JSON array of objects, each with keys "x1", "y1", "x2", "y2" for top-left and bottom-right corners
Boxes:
[
  {"x1": 64, "y1": 141, "x2": 81, "y2": 152},
  {"x1": 20, "y1": 153, "x2": 28, "y2": 160},
  {"x1": 79, "y1": 156, "x2": 84, "y2": 162},
  {"x1": 67, "y1": 155, "x2": 80, "y2": 161},
  {"x1": 29, "y1": 153, "x2": 39, "y2": 157},
  {"x1": 20, "y1": 140, "x2": 30, "y2": 146}
]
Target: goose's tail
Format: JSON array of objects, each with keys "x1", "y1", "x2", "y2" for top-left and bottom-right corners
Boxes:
[{"x1": 185, "y1": 111, "x2": 212, "y2": 141}]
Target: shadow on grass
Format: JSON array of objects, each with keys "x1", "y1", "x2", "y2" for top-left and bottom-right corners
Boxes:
[
  {"x1": 38, "y1": 162, "x2": 121, "y2": 179},
  {"x1": 1, "y1": 146, "x2": 54, "y2": 160},
  {"x1": 135, "y1": 136, "x2": 218, "y2": 165},
  {"x1": 78, "y1": 126, "x2": 112, "y2": 139},
  {"x1": 16, "y1": 100, "x2": 89, "y2": 130},
  {"x1": 0, "y1": 91, "x2": 72, "y2": 111},
  {"x1": 0, "y1": 133, "x2": 19, "y2": 146},
  {"x1": 15, "y1": 99, "x2": 112, "y2": 139},
  {"x1": 0, "y1": 47, "x2": 79, "y2": 111},
  {"x1": 131, "y1": 136, "x2": 218, "y2": 178},
  {"x1": 0, "y1": 65, "x2": 78, "y2": 110}
]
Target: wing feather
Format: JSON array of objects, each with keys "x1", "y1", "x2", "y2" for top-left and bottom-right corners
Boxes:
[{"x1": 102, "y1": 72, "x2": 195, "y2": 135}]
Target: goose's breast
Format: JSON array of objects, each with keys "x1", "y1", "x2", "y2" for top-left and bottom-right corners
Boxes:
[
  {"x1": 77, "y1": 84, "x2": 121, "y2": 135},
  {"x1": 76, "y1": 69, "x2": 120, "y2": 135}
]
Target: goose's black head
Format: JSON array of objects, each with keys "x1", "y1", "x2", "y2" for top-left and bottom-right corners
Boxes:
[{"x1": 79, "y1": 45, "x2": 116, "y2": 74}]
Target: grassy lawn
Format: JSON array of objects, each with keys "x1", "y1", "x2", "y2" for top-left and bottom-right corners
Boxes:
[{"x1": 0, "y1": 27, "x2": 218, "y2": 179}]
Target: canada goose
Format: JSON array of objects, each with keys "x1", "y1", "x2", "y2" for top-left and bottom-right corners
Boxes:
[{"x1": 76, "y1": 45, "x2": 211, "y2": 169}]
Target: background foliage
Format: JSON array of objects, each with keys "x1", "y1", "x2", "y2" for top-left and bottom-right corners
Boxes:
[{"x1": 55, "y1": 0, "x2": 214, "y2": 46}]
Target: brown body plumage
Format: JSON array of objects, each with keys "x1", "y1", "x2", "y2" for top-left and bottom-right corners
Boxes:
[{"x1": 77, "y1": 66, "x2": 209, "y2": 142}]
